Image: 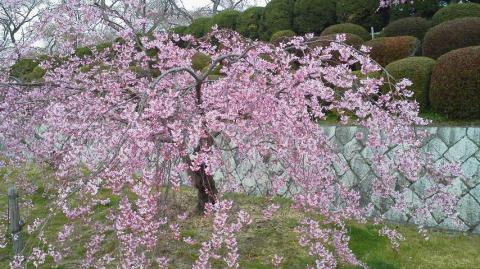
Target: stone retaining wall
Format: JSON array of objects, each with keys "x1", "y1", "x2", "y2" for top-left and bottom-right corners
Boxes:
[{"x1": 322, "y1": 125, "x2": 480, "y2": 233}]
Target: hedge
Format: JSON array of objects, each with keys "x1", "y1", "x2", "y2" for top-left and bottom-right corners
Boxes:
[
  {"x1": 364, "y1": 36, "x2": 420, "y2": 67},
  {"x1": 385, "y1": 57, "x2": 436, "y2": 111},
  {"x1": 311, "y1": 33, "x2": 364, "y2": 48},
  {"x1": 74, "y1": 47, "x2": 93, "y2": 58},
  {"x1": 211, "y1": 9, "x2": 241, "y2": 30},
  {"x1": 270, "y1": 30, "x2": 296, "y2": 45},
  {"x1": 389, "y1": 0, "x2": 440, "y2": 22},
  {"x1": 262, "y1": 0, "x2": 295, "y2": 40},
  {"x1": 236, "y1": 7, "x2": 265, "y2": 39},
  {"x1": 430, "y1": 46, "x2": 480, "y2": 119},
  {"x1": 187, "y1": 17, "x2": 213, "y2": 38},
  {"x1": 336, "y1": 0, "x2": 389, "y2": 31},
  {"x1": 10, "y1": 58, "x2": 46, "y2": 82},
  {"x1": 292, "y1": 0, "x2": 336, "y2": 35},
  {"x1": 171, "y1": 26, "x2": 188, "y2": 35},
  {"x1": 320, "y1": 23, "x2": 370, "y2": 41},
  {"x1": 422, "y1": 17, "x2": 480, "y2": 59},
  {"x1": 431, "y1": 2, "x2": 480, "y2": 25},
  {"x1": 383, "y1": 17, "x2": 430, "y2": 41}
]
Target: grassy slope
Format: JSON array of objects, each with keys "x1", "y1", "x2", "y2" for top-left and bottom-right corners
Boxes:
[
  {"x1": 319, "y1": 111, "x2": 480, "y2": 127},
  {"x1": 0, "y1": 168, "x2": 479, "y2": 269}
]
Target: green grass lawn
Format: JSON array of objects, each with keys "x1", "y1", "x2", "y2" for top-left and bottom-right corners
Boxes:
[
  {"x1": 319, "y1": 111, "x2": 480, "y2": 127},
  {"x1": 0, "y1": 166, "x2": 479, "y2": 268}
]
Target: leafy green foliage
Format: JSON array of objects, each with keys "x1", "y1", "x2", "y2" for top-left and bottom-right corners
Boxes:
[
  {"x1": 430, "y1": 46, "x2": 480, "y2": 119},
  {"x1": 321, "y1": 23, "x2": 370, "y2": 41},
  {"x1": 385, "y1": 57, "x2": 436, "y2": 111},
  {"x1": 335, "y1": 0, "x2": 389, "y2": 31},
  {"x1": 270, "y1": 29, "x2": 296, "y2": 45},
  {"x1": 191, "y1": 52, "x2": 212, "y2": 71},
  {"x1": 236, "y1": 7, "x2": 265, "y2": 39},
  {"x1": 95, "y1": 42, "x2": 113, "y2": 52},
  {"x1": 292, "y1": 0, "x2": 336, "y2": 35},
  {"x1": 211, "y1": 9, "x2": 241, "y2": 30},
  {"x1": 383, "y1": 17, "x2": 431, "y2": 41},
  {"x1": 171, "y1": 26, "x2": 189, "y2": 35},
  {"x1": 364, "y1": 36, "x2": 420, "y2": 66},
  {"x1": 10, "y1": 58, "x2": 45, "y2": 82},
  {"x1": 431, "y1": 2, "x2": 480, "y2": 25},
  {"x1": 187, "y1": 17, "x2": 213, "y2": 38},
  {"x1": 389, "y1": 0, "x2": 440, "y2": 21},
  {"x1": 423, "y1": 17, "x2": 480, "y2": 59},
  {"x1": 74, "y1": 46, "x2": 93, "y2": 58},
  {"x1": 311, "y1": 33, "x2": 364, "y2": 48},
  {"x1": 262, "y1": 0, "x2": 295, "y2": 40}
]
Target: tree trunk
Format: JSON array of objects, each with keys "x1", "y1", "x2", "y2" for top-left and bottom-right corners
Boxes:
[{"x1": 191, "y1": 164, "x2": 218, "y2": 212}]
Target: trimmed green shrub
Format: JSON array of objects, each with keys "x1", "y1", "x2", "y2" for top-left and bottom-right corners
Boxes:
[
  {"x1": 389, "y1": 0, "x2": 440, "y2": 21},
  {"x1": 385, "y1": 57, "x2": 436, "y2": 110},
  {"x1": 237, "y1": 7, "x2": 264, "y2": 39},
  {"x1": 187, "y1": 17, "x2": 213, "y2": 38},
  {"x1": 10, "y1": 59, "x2": 38, "y2": 78},
  {"x1": 171, "y1": 26, "x2": 188, "y2": 35},
  {"x1": 321, "y1": 23, "x2": 370, "y2": 41},
  {"x1": 292, "y1": 0, "x2": 336, "y2": 35},
  {"x1": 429, "y1": 46, "x2": 480, "y2": 119},
  {"x1": 336, "y1": 0, "x2": 389, "y2": 31},
  {"x1": 262, "y1": 0, "x2": 295, "y2": 40},
  {"x1": 431, "y1": 2, "x2": 480, "y2": 25},
  {"x1": 364, "y1": 36, "x2": 420, "y2": 66},
  {"x1": 74, "y1": 47, "x2": 93, "y2": 58},
  {"x1": 310, "y1": 33, "x2": 364, "y2": 48},
  {"x1": 211, "y1": 9, "x2": 241, "y2": 30},
  {"x1": 95, "y1": 42, "x2": 113, "y2": 52},
  {"x1": 270, "y1": 30, "x2": 296, "y2": 45},
  {"x1": 422, "y1": 17, "x2": 480, "y2": 59},
  {"x1": 383, "y1": 17, "x2": 430, "y2": 41},
  {"x1": 10, "y1": 59, "x2": 45, "y2": 82},
  {"x1": 191, "y1": 52, "x2": 212, "y2": 71}
]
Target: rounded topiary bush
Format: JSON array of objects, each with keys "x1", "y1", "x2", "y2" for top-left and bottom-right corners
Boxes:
[
  {"x1": 262, "y1": 0, "x2": 295, "y2": 40},
  {"x1": 422, "y1": 17, "x2": 480, "y2": 59},
  {"x1": 310, "y1": 33, "x2": 364, "y2": 48},
  {"x1": 364, "y1": 36, "x2": 420, "y2": 67},
  {"x1": 74, "y1": 47, "x2": 93, "y2": 58},
  {"x1": 320, "y1": 23, "x2": 370, "y2": 41},
  {"x1": 270, "y1": 30, "x2": 296, "y2": 45},
  {"x1": 385, "y1": 57, "x2": 436, "y2": 111},
  {"x1": 429, "y1": 46, "x2": 480, "y2": 119},
  {"x1": 336, "y1": 0, "x2": 389, "y2": 31},
  {"x1": 292, "y1": 0, "x2": 336, "y2": 35},
  {"x1": 383, "y1": 17, "x2": 430, "y2": 41},
  {"x1": 171, "y1": 26, "x2": 188, "y2": 35},
  {"x1": 389, "y1": 0, "x2": 440, "y2": 22},
  {"x1": 237, "y1": 7, "x2": 264, "y2": 39},
  {"x1": 431, "y1": 2, "x2": 480, "y2": 25},
  {"x1": 187, "y1": 17, "x2": 213, "y2": 38},
  {"x1": 211, "y1": 9, "x2": 241, "y2": 30},
  {"x1": 10, "y1": 58, "x2": 46, "y2": 82}
]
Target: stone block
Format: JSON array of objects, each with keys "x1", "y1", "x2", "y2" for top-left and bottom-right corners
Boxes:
[
  {"x1": 335, "y1": 126, "x2": 357, "y2": 145},
  {"x1": 444, "y1": 137, "x2": 478, "y2": 163},
  {"x1": 457, "y1": 194, "x2": 480, "y2": 226},
  {"x1": 423, "y1": 137, "x2": 448, "y2": 161},
  {"x1": 350, "y1": 155, "x2": 370, "y2": 180},
  {"x1": 343, "y1": 138, "x2": 364, "y2": 160},
  {"x1": 466, "y1": 128, "x2": 480, "y2": 145},
  {"x1": 322, "y1": 126, "x2": 336, "y2": 140},
  {"x1": 461, "y1": 157, "x2": 480, "y2": 187},
  {"x1": 437, "y1": 127, "x2": 466, "y2": 146}
]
